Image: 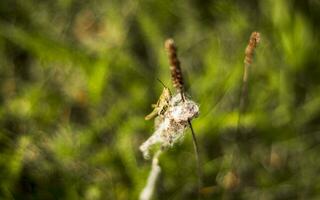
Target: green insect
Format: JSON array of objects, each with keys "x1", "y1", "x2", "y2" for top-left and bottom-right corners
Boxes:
[{"x1": 145, "y1": 80, "x2": 172, "y2": 120}]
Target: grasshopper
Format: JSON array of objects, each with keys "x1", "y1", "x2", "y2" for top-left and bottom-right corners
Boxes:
[{"x1": 145, "y1": 80, "x2": 172, "y2": 120}]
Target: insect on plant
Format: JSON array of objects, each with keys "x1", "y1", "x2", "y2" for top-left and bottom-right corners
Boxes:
[
  {"x1": 144, "y1": 80, "x2": 172, "y2": 121},
  {"x1": 139, "y1": 39, "x2": 200, "y2": 200}
]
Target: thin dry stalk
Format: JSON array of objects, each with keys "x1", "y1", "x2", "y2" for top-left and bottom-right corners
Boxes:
[
  {"x1": 140, "y1": 39, "x2": 201, "y2": 200},
  {"x1": 238, "y1": 32, "x2": 260, "y2": 129},
  {"x1": 165, "y1": 38, "x2": 202, "y2": 194},
  {"x1": 139, "y1": 150, "x2": 162, "y2": 200}
]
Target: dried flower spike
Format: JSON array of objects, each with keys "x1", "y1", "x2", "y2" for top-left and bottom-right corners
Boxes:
[
  {"x1": 165, "y1": 39, "x2": 184, "y2": 93},
  {"x1": 139, "y1": 39, "x2": 201, "y2": 200},
  {"x1": 238, "y1": 32, "x2": 261, "y2": 130},
  {"x1": 244, "y1": 32, "x2": 260, "y2": 66}
]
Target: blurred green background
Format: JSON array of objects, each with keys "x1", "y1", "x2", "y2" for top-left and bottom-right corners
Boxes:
[{"x1": 1, "y1": 0, "x2": 320, "y2": 199}]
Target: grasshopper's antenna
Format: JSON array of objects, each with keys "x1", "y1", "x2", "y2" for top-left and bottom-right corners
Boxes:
[
  {"x1": 156, "y1": 79, "x2": 172, "y2": 94},
  {"x1": 156, "y1": 78, "x2": 167, "y2": 88}
]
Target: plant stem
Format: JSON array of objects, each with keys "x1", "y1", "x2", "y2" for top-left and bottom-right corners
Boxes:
[
  {"x1": 139, "y1": 150, "x2": 162, "y2": 200},
  {"x1": 188, "y1": 119, "x2": 202, "y2": 196}
]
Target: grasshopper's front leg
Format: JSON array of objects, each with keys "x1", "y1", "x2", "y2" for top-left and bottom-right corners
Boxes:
[{"x1": 145, "y1": 107, "x2": 160, "y2": 120}]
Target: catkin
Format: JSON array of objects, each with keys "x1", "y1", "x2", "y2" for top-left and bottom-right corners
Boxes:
[
  {"x1": 164, "y1": 39, "x2": 184, "y2": 93},
  {"x1": 244, "y1": 32, "x2": 260, "y2": 65}
]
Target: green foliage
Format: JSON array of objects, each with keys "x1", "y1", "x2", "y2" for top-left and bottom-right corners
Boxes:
[{"x1": 1, "y1": 0, "x2": 320, "y2": 199}]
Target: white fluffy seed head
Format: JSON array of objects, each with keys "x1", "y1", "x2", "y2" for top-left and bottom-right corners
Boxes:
[
  {"x1": 140, "y1": 93, "x2": 199, "y2": 159},
  {"x1": 168, "y1": 94, "x2": 199, "y2": 122}
]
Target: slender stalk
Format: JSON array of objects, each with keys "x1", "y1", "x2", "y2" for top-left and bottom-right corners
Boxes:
[
  {"x1": 237, "y1": 32, "x2": 260, "y2": 132},
  {"x1": 237, "y1": 62, "x2": 250, "y2": 132},
  {"x1": 139, "y1": 150, "x2": 162, "y2": 200},
  {"x1": 165, "y1": 38, "x2": 202, "y2": 196},
  {"x1": 188, "y1": 120, "x2": 202, "y2": 195}
]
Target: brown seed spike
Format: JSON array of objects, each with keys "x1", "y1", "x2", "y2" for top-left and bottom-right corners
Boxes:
[
  {"x1": 165, "y1": 39, "x2": 184, "y2": 93},
  {"x1": 244, "y1": 32, "x2": 260, "y2": 65}
]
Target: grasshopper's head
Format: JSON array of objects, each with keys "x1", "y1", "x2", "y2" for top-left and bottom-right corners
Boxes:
[
  {"x1": 161, "y1": 87, "x2": 171, "y2": 102},
  {"x1": 157, "y1": 79, "x2": 171, "y2": 102}
]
